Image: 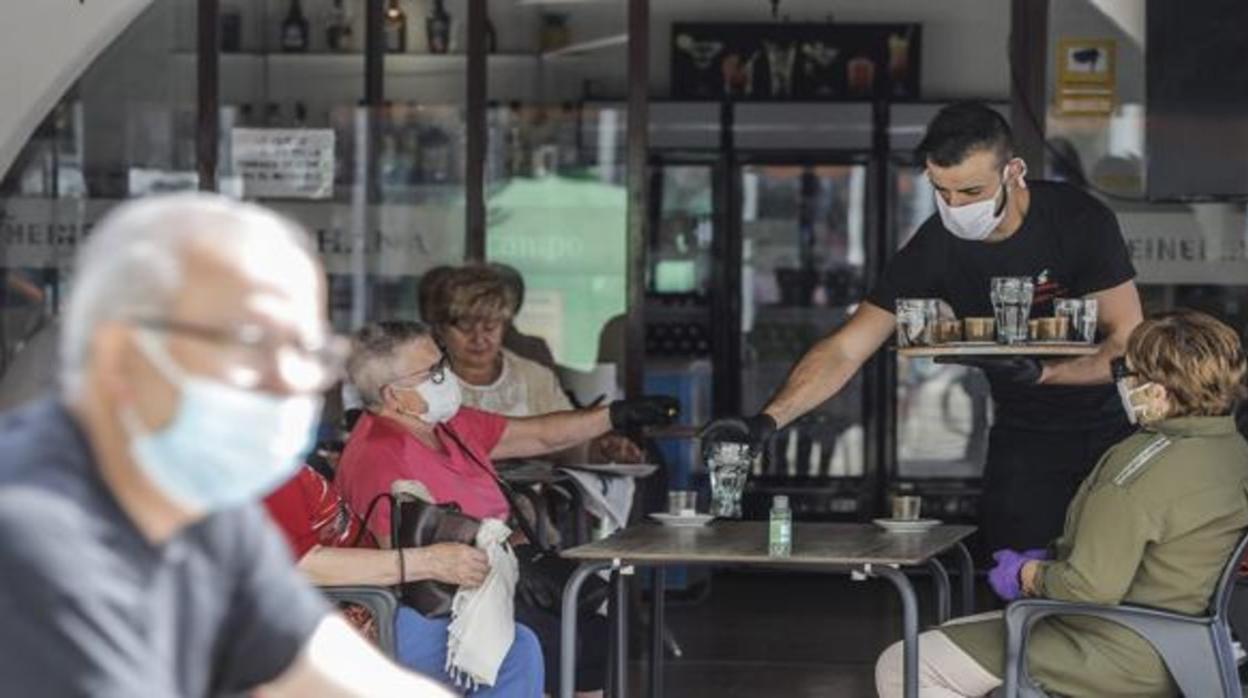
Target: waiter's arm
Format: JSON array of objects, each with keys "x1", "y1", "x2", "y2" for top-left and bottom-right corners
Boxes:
[
  {"x1": 762, "y1": 302, "x2": 896, "y2": 428},
  {"x1": 1038, "y1": 279, "x2": 1143, "y2": 386}
]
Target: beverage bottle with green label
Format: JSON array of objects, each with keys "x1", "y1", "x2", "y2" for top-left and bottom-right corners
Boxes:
[{"x1": 769, "y1": 495, "x2": 792, "y2": 557}]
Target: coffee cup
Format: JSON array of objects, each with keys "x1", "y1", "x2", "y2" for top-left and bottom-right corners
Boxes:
[
  {"x1": 891, "y1": 495, "x2": 922, "y2": 521},
  {"x1": 933, "y1": 319, "x2": 963, "y2": 344},
  {"x1": 668, "y1": 491, "x2": 698, "y2": 517},
  {"x1": 963, "y1": 317, "x2": 995, "y2": 342},
  {"x1": 1031, "y1": 317, "x2": 1068, "y2": 341}
]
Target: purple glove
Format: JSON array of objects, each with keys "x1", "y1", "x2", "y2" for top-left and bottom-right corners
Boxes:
[
  {"x1": 988, "y1": 549, "x2": 1035, "y2": 601},
  {"x1": 1021, "y1": 547, "x2": 1050, "y2": 561}
]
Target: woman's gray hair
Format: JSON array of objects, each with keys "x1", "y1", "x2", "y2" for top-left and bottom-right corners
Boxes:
[
  {"x1": 347, "y1": 320, "x2": 435, "y2": 410},
  {"x1": 59, "y1": 192, "x2": 315, "y2": 396}
]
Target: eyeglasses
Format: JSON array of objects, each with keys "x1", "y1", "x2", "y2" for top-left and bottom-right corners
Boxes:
[
  {"x1": 1110, "y1": 356, "x2": 1139, "y2": 382},
  {"x1": 130, "y1": 316, "x2": 349, "y2": 393},
  {"x1": 388, "y1": 353, "x2": 448, "y2": 389}
]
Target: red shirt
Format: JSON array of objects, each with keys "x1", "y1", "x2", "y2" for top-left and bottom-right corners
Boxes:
[
  {"x1": 336, "y1": 408, "x2": 510, "y2": 540},
  {"x1": 263, "y1": 465, "x2": 371, "y2": 559}
]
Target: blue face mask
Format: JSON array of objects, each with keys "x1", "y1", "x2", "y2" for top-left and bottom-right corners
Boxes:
[{"x1": 122, "y1": 331, "x2": 322, "y2": 514}]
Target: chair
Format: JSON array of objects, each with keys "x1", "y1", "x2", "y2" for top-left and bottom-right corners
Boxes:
[
  {"x1": 320, "y1": 585, "x2": 400, "y2": 658},
  {"x1": 1001, "y1": 529, "x2": 1248, "y2": 698}
]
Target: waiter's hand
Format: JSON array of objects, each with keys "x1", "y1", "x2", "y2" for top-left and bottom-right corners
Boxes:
[
  {"x1": 934, "y1": 356, "x2": 1043, "y2": 386},
  {"x1": 699, "y1": 413, "x2": 777, "y2": 455},
  {"x1": 609, "y1": 396, "x2": 680, "y2": 430}
]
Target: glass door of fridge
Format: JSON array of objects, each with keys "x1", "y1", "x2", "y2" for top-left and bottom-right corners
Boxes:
[
  {"x1": 644, "y1": 162, "x2": 716, "y2": 489},
  {"x1": 739, "y1": 162, "x2": 869, "y2": 519}
]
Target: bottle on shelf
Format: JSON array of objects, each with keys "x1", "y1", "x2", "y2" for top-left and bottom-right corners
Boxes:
[
  {"x1": 784, "y1": 428, "x2": 799, "y2": 478},
  {"x1": 426, "y1": 0, "x2": 452, "y2": 55},
  {"x1": 265, "y1": 102, "x2": 283, "y2": 127},
  {"x1": 281, "y1": 0, "x2": 310, "y2": 53},
  {"x1": 384, "y1": 0, "x2": 407, "y2": 54},
  {"x1": 220, "y1": 2, "x2": 242, "y2": 53},
  {"x1": 485, "y1": 15, "x2": 498, "y2": 54},
  {"x1": 325, "y1": 0, "x2": 353, "y2": 52},
  {"x1": 768, "y1": 495, "x2": 792, "y2": 557},
  {"x1": 293, "y1": 101, "x2": 309, "y2": 128}
]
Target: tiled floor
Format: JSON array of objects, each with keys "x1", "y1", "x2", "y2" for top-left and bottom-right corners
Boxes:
[{"x1": 627, "y1": 569, "x2": 993, "y2": 698}]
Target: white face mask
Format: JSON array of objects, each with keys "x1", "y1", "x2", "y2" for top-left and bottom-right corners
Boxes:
[
  {"x1": 394, "y1": 369, "x2": 463, "y2": 424},
  {"x1": 123, "y1": 331, "x2": 321, "y2": 514},
  {"x1": 1117, "y1": 379, "x2": 1159, "y2": 425},
  {"x1": 933, "y1": 161, "x2": 1027, "y2": 241}
]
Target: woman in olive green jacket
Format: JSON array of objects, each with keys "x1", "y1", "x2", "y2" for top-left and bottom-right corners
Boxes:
[{"x1": 877, "y1": 310, "x2": 1248, "y2": 698}]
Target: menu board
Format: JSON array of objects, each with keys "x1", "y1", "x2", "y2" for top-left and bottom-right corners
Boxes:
[{"x1": 671, "y1": 22, "x2": 921, "y2": 101}]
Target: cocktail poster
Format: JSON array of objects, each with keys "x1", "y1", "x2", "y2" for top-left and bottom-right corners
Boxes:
[{"x1": 671, "y1": 22, "x2": 921, "y2": 101}]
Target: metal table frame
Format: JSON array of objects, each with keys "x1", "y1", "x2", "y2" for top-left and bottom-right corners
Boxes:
[{"x1": 559, "y1": 539, "x2": 975, "y2": 698}]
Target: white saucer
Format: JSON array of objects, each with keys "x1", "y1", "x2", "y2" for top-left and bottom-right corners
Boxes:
[
  {"x1": 565, "y1": 463, "x2": 660, "y2": 478},
  {"x1": 873, "y1": 518, "x2": 941, "y2": 533},
  {"x1": 649, "y1": 512, "x2": 715, "y2": 528}
]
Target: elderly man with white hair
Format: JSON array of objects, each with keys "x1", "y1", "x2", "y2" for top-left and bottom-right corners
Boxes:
[{"x1": 0, "y1": 193, "x2": 451, "y2": 697}]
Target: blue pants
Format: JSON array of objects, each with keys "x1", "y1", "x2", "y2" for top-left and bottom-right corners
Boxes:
[{"x1": 394, "y1": 607, "x2": 545, "y2": 697}]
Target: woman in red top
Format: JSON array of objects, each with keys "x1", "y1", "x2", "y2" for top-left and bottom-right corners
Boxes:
[
  {"x1": 336, "y1": 321, "x2": 677, "y2": 698},
  {"x1": 264, "y1": 464, "x2": 545, "y2": 697}
]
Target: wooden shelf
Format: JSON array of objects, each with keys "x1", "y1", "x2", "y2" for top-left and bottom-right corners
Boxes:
[{"x1": 173, "y1": 51, "x2": 583, "y2": 104}]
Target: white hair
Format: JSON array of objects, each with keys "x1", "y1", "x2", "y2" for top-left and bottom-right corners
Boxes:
[
  {"x1": 346, "y1": 321, "x2": 435, "y2": 410},
  {"x1": 59, "y1": 192, "x2": 316, "y2": 396}
]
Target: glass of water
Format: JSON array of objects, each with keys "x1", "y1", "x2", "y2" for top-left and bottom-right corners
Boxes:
[
  {"x1": 707, "y1": 441, "x2": 752, "y2": 518},
  {"x1": 895, "y1": 298, "x2": 940, "y2": 347},
  {"x1": 1055, "y1": 298, "x2": 1098, "y2": 343},
  {"x1": 990, "y1": 277, "x2": 1034, "y2": 345}
]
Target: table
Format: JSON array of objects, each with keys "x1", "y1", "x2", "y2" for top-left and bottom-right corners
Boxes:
[{"x1": 558, "y1": 521, "x2": 976, "y2": 698}]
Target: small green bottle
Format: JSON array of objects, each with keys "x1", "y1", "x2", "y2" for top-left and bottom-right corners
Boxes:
[{"x1": 769, "y1": 495, "x2": 792, "y2": 557}]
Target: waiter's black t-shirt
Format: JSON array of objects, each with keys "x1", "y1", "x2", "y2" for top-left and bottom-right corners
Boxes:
[{"x1": 867, "y1": 180, "x2": 1136, "y2": 432}]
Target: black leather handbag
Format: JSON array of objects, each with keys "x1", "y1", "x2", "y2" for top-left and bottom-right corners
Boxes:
[
  {"x1": 356, "y1": 425, "x2": 608, "y2": 618},
  {"x1": 356, "y1": 490, "x2": 481, "y2": 618}
]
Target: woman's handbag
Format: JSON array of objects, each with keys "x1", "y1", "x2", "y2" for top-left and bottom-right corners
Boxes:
[
  {"x1": 356, "y1": 425, "x2": 609, "y2": 618},
  {"x1": 356, "y1": 490, "x2": 480, "y2": 618}
]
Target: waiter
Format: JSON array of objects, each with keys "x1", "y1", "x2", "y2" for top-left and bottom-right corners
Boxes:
[{"x1": 703, "y1": 102, "x2": 1142, "y2": 556}]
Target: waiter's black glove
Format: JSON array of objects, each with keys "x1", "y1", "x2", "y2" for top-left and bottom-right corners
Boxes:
[
  {"x1": 934, "y1": 356, "x2": 1043, "y2": 386},
  {"x1": 699, "y1": 413, "x2": 778, "y2": 455},
  {"x1": 608, "y1": 396, "x2": 680, "y2": 430}
]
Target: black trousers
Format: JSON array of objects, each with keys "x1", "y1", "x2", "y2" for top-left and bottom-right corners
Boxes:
[{"x1": 977, "y1": 423, "x2": 1133, "y2": 560}]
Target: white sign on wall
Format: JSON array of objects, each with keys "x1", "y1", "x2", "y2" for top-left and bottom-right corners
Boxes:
[{"x1": 231, "y1": 128, "x2": 335, "y2": 200}]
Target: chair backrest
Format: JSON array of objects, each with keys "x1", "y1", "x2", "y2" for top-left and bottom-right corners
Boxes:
[{"x1": 1209, "y1": 526, "x2": 1248, "y2": 621}]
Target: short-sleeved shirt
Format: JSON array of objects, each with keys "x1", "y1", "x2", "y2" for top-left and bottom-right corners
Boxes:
[
  {"x1": 458, "y1": 348, "x2": 573, "y2": 418},
  {"x1": 0, "y1": 398, "x2": 330, "y2": 697},
  {"x1": 867, "y1": 180, "x2": 1136, "y2": 431},
  {"x1": 264, "y1": 465, "x2": 372, "y2": 558},
  {"x1": 336, "y1": 408, "x2": 511, "y2": 539}
]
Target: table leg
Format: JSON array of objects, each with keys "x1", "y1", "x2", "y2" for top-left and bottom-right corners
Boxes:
[
  {"x1": 867, "y1": 565, "x2": 920, "y2": 698},
  {"x1": 952, "y1": 541, "x2": 975, "y2": 616},
  {"x1": 611, "y1": 567, "x2": 629, "y2": 698},
  {"x1": 649, "y1": 568, "x2": 666, "y2": 698},
  {"x1": 926, "y1": 558, "x2": 951, "y2": 624},
  {"x1": 561, "y1": 562, "x2": 611, "y2": 698}
]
